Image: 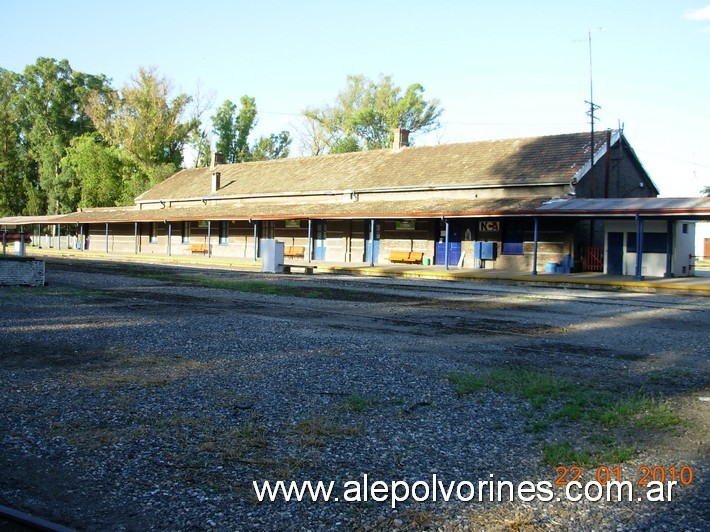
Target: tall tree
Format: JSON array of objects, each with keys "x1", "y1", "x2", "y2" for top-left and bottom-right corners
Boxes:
[
  {"x1": 86, "y1": 66, "x2": 198, "y2": 190},
  {"x1": 212, "y1": 96, "x2": 258, "y2": 163},
  {"x1": 212, "y1": 96, "x2": 290, "y2": 163},
  {"x1": 0, "y1": 68, "x2": 26, "y2": 215},
  {"x1": 301, "y1": 74, "x2": 442, "y2": 154},
  {"x1": 59, "y1": 133, "x2": 127, "y2": 208},
  {"x1": 14, "y1": 58, "x2": 109, "y2": 214},
  {"x1": 251, "y1": 131, "x2": 291, "y2": 161}
]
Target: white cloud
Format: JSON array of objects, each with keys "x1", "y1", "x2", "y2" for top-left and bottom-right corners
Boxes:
[{"x1": 686, "y1": 5, "x2": 710, "y2": 20}]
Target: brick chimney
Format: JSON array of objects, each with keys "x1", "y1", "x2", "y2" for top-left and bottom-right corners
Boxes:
[
  {"x1": 393, "y1": 128, "x2": 410, "y2": 150},
  {"x1": 210, "y1": 151, "x2": 224, "y2": 193},
  {"x1": 211, "y1": 171, "x2": 221, "y2": 193},
  {"x1": 210, "y1": 151, "x2": 224, "y2": 169}
]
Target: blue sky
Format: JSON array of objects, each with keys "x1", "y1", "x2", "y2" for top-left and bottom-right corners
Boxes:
[{"x1": 1, "y1": 0, "x2": 708, "y2": 196}]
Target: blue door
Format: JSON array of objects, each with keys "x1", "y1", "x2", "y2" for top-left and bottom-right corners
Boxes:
[
  {"x1": 435, "y1": 220, "x2": 462, "y2": 266},
  {"x1": 314, "y1": 221, "x2": 326, "y2": 260},
  {"x1": 365, "y1": 221, "x2": 380, "y2": 263},
  {"x1": 607, "y1": 232, "x2": 623, "y2": 275}
]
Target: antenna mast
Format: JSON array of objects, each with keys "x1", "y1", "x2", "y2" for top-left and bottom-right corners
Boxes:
[{"x1": 585, "y1": 30, "x2": 601, "y2": 193}]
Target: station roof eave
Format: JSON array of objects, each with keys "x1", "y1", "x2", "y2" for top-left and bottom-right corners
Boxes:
[
  {"x1": 534, "y1": 197, "x2": 710, "y2": 220},
  {"x1": 25, "y1": 197, "x2": 551, "y2": 224}
]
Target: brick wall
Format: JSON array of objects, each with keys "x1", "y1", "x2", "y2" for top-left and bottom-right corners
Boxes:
[{"x1": 0, "y1": 257, "x2": 45, "y2": 286}]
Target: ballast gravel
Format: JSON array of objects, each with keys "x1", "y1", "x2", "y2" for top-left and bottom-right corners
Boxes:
[{"x1": 0, "y1": 263, "x2": 708, "y2": 531}]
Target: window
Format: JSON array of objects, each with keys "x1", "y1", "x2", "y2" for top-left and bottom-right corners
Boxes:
[
  {"x1": 501, "y1": 221, "x2": 524, "y2": 255},
  {"x1": 182, "y1": 222, "x2": 191, "y2": 244},
  {"x1": 682, "y1": 224, "x2": 689, "y2": 234},
  {"x1": 219, "y1": 221, "x2": 229, "y2": 245},
  {"x1": 149, "y1": 222, "x2": 158, "y2": 244},
  {"x1": 626, "y1": 232, "x2": 668, "y2": 253}
]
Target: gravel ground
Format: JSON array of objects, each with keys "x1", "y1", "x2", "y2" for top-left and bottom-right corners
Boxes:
[{"x1": 1, "y1": 261, "x2": 708, "y2": 531}]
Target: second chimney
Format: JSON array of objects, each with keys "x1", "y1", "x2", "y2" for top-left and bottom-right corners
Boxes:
[
  {"x1": 210, "y1": 151, "x2": 225, "y2": 169},
  {"x1": 393, "y1": 128, "x2": 410, "y2": 150}
]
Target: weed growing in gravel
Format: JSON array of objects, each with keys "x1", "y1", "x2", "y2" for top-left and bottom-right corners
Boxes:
[
  {"x1": 295, "y1": 416, "x2": 365, "y2": 447},
  {"x1": 542, "y1": 441, "x2": 635, "y2": 466},
  {"x1": 340, "y1": 392, "x2": 378, "y2": 413},
  {"x1": 447, "y1": 367, "x2": 685, "y2": 466}
]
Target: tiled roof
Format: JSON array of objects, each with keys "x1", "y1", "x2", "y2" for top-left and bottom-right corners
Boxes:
[
  {"x1": 137, "y1": 132, "x2": 604, "y2": 202},
  {"x1": 54, "y1": 197, "x2": 550, "y2": 224}
]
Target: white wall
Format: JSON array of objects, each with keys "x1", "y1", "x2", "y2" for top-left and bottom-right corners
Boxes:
[{"x1": 604, "y1": 220, "x2": 695, "y2": 277}]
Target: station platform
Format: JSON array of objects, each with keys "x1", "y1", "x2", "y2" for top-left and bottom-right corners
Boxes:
[{"x1": 12, "y1": 247, "x2": 710, "y2": 295}]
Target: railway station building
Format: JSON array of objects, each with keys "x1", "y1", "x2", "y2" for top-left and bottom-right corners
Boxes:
[{"x1": 2, "y1": 129, "x2": 709, "y2": 278}]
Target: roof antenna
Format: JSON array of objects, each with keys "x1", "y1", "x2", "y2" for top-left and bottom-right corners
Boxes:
[{"x1": 583, "y1": 28, "x2": 604, "y2": 196}]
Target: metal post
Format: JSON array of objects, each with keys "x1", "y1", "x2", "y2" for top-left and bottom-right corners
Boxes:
[
  {"x1": 253, "y1": 221, "x2": 258, "y2": 261},
  {"x1": 79, "y1": 224, "x2": 83, "y2": 251},
  {"x1": 532, "y1": 217, "x2": 539, "y2": 275},
  {"x1": 664, "y1": 220, "x2": 674, "y2": 278},
  {"x1": 207, "y1": 220, "x2": 211, "y2": 257},
  {"x1": 2, "y1": 226, "x2": 6, "y2": 254},
  {"x1": 167, "y1": 222, "x2": 172, "y2": 256},
  {"x1": 57, "y1": 224, "x2": 61, "y2": 250},
  {"x1": 38, "y1": 224, "x2": 42, "y2": 248},
  {"x1": 134, "y1": 222, "x2": 138, "y2": 254},
  {"x1": 307, "y1": 219, "x2": 312, "y2": 264},
  {"x1": 633, "y1": 214, "x2": 644, "y2": 280},
  {"x1": 444, "y1": 218, "x2": 450, "y2": 271},
  {"x1": 369, "y1": 219, "x2": 375, "y2": 266},
  {"x1": 105, "y1": 222, "x2": 109, "y2": 254}
]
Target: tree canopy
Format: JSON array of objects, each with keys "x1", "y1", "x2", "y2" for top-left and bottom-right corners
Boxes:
[
  {"x1": 211, "y1": 96, "x2": 290, "y2": 163},
  {"x1": 300, "y1": 74, "x2": 442, "y2": 155},
  {"x1": 0, "y1": 60, "x2": 436, "y2": 216}
]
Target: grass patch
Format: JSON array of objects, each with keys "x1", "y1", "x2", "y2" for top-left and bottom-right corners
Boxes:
[
  {"x1": 339, "y1": 392, "x2": 378, "y2": 413},
  {"x1": 447, "y1": 367, "x2": 684, "y2": 467},
  {"x1": 201, "y1": 419, "x2": 269, "y2": 461},
  {"x1": 295, "y1": 416, "x2": 365, "y2": 448},
  {"x1": 446, "y1": 368, "x2": 572, "y2": 407},
  {"x1": 542, "y1": 441, "x2": 635, "y2": 466}
]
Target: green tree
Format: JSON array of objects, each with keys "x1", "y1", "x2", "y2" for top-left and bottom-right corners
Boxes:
[
  {"x1": 87, "y1": 66, "x2": 198, "y2": 189},
  {"x1": 212, "y1": 96, "x2": 290, "y2": 163},
  {"x1": 251, "y1": 131, "x2": 291, "y2": 161},
  {"x1": 14, "y1": 58, "x2": 109, "y2": 214},
  {"x1": 0, "y1": 68, "x2": 26, "y2": 215},
  {"x1": 301, "y1": 74, "x2": 442, "y2": 154},
  {"x1": 60, "y1": 133, "x2": 126, "y2": 208},
  {"x1": 212, "y1": 96, "x2": 258, "y2": 163}
]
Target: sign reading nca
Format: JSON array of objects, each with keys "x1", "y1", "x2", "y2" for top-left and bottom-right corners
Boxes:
[{"x1": 479, "y1": 221, "x2": 500, "y2": 233}]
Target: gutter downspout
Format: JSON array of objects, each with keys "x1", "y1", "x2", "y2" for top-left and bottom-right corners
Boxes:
[
  {"x1": 444, "y1": 218, "x2": 450, "y2": 271},
  {"x1": 207, "y1": 220, "x2": 212, "y2": 258},
  {"x1": 134, "y1": 222, "x2": 138, "y2": 254},
  {"x1": 532, "y1": 217, "x2": 539, "y2": 275},
  {"x1": 633, "y1": 214, "x2": 644, "y2": 280},
  {"x1": 253, "y1": 221, "x2": 258, "y2": 261},
  {"x1": 167, "y1": 222, "x2": 172, "y2": 257},
  {"x1": 307, "y1": 219, "x2": 312, "y2": 264},
  {"x1": 664, "y1": 220, "x2": 674, "y2": 278},
  {"x1": 369, "y1": 219, "x2": 375, "y2": 266}
]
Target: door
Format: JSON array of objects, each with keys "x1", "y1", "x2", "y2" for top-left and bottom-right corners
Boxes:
[
  {"x1": 365, "y1": 221, "x2": 380, "y2": 263},
  {"x1": 607, "y1": 232, "x2": 623, "y2": 275},
  {"x1": 313, "y1": 221, "x2": 326, "y2": 260},
  {"x1": 435, "y1": 220, "x2": 462, "y2": 266}
]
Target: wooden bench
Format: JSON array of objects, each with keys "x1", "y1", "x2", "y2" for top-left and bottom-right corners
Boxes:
[
  {"x1": 284, "y1": 245, "x2": 305, "y2": 258},
  {"x1": 388, "y1": 251, "x2": 424, "y2": 264},
  {"x1": 188, "y1": 243, "x2": 209, "y2": 254}
]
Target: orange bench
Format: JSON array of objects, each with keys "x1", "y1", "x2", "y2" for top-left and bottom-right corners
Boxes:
[
  {"x1": 388, "y1": 251, "x2": 424, "y2": 264},
  {"x1": 188, "y1": 243, "x2": 209, "y2": 254},
  {"x1": 284, "y1": 245, "x2": 305, "y2": 258}
]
